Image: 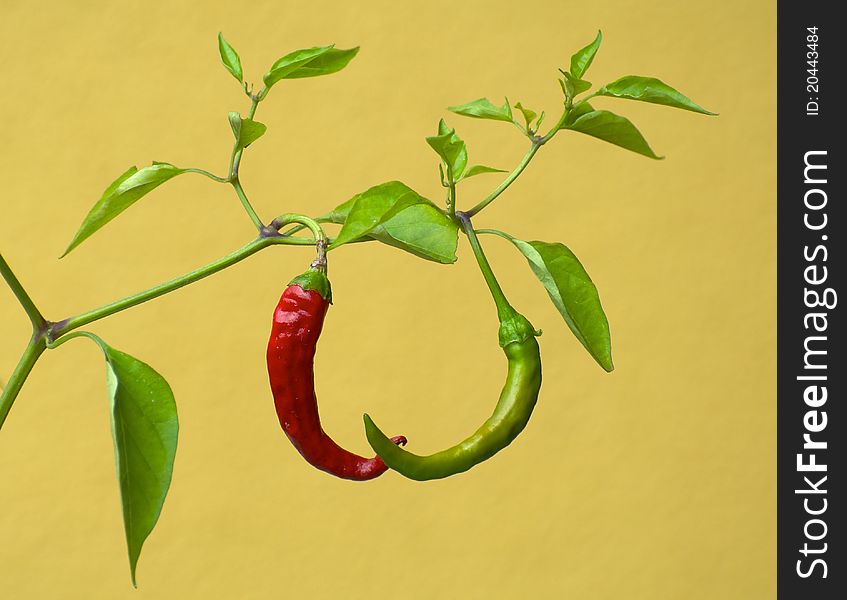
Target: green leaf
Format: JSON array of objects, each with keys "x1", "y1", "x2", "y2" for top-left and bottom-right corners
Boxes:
[
  {"x1": 377, "y1": 204, "x2": 458, "y2": 263},
  {"x1": 331, "y1": 181, "x2": 432, "y2": 249},
  {"x1": 87, "y1": 337, "x2": 178, "y2": 586},
  {"x1": 263, "y1": 46, "x2": 332, "y2": 87},
  {"x1": 598, "y1": 75, "x2": 717, "y2": 115},
  {"x1": 459, "y1": 165, "x2": 506, "y2": 180},
  {"x1": 564, "y1": 101, "x2": 594, "y2": 126},
  {"x1": 228, "y1": 112, "x2": 267, "y2": 150},
  {"x1": 426, "y1": 119, "x2": 467, "y2": 177},
  {"x1": 283, "y1": 47, "x2": 359, "y2": 79},
  {"x1": 565, "y1": 109, "x2": 661, "y2": 159},
  {"x1": 513, "y1": 102, "x2": 537, "y2": 130},
  {"x1": 327, "y1": 196, "x2": 458, "y2": 263},
  {"x1": 484, "y1": 231, "x2": 613, "y2": 371},
  {"x1": 562, "y1": 70, "x2": 592, "y2": 95},
  {"x1": 569, "y1": 30, "x2": 602, "y2": 80},
  {"x1": 559, "y1": 77, "x2": 574, "y2": 101},
  {"x1": 63, "y1": 163, "x2": 185, "y2": 256},
  {"x1": 448, "y1": 97, "x2": 513, "y2": 123},
  {"x1": 262, "y1": 45, "x2": 358, "y2": 88},
  {"x1": 217, "y1": 32, "x2": 243, "y2": 83}
]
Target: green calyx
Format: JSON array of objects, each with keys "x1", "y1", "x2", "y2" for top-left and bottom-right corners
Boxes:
[
  {"x1": 289, "y1": 268, "x2": 332, "y2": 303},
  {"x1": 498, "y1": 309, "x2": 540, "y2": 348}
]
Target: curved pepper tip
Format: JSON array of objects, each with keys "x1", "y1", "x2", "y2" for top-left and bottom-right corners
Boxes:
[{"x1": 363, "y1": 413, "x2": 389, "y2": 448}]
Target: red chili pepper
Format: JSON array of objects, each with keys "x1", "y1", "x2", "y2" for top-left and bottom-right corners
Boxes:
[{"x1": 267, "y1": 268, "x2": 406, "y2": 480}]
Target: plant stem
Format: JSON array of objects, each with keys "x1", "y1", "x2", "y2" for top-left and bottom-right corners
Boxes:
[
  {"x1": 456, "y1": 212, "x2": 513, "y2": 321},
  {"x1": 246, "y1": 97, "x2": 259, "y2": 119},
  {"x1": 464, "y1": 104, "x2": 573, "y2": 218},
  {"x1": 229, "y1": 97, "x2": 261, "y2": 176},
  {"x1": 227, "y1": 96, "x2": 264, "y2": 229},
  {"x1": 448, "y1": 180, "x2": 457, "y2": 220},
  {"x1": 231, "y1": 179, "x2": 264, "y2": 230},
  {"x1": 0, "y1": 253, "x2": 46, "y2": 331},
  {"x1": 0, "y1": 336, "x2": 46, "y2": 429},
  {"x1": 465, "y1": 143, "x2": 540, "y2": 218},
  {"x1": 2, "y1": 215, "x2": 322, "y2": 430},
  {"x1": 49, "y1": 234, "x2": 313, "y2": 340},
  {"x1": 540, "y1": 104, "x2": 572, "y2": 144},
  {"x1": 227, "y1": 146, "x2": 240, "y2": 180}
]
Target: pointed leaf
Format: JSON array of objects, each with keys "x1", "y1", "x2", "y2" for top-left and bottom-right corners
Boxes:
[
  {"x1": 82, "y1": 335, "x2": 178, "y2": 586},
  {"x1": 514, "y1": 102, "x2": 537, "y2": 130},
  {"x1": 228, "y1": 112, "x2": 267, "y2": 150},
  {"x1": 238, "y1": 118, "x2": 267, "y2": 148},
  {"x1": 484, "y1": 231, "x2": 613, "y2": 371},
  {"x1": 263, "y1": 45, "x2": 333, "y2": 88},
  {"x1": 326, "y1": 195, "x2": 458, "y2": 263},
  {"x1": 562, "y1": 70, "x2": 592, "y2": 95},
  {"x1": 565, "y1": 109, "x2": 661, "y2": 159},
  {"x1": 263, "y1": 45, "x2": 358, "y2": 88},
  {"x1": 376, "y1": 205, "x2": 458, "y2": 263},
  {"x1": 282, "y1": 47, "x2": 359, "y2": 79},
  {"x1": 569, "y1": 30, "x2": 602, "y2": 79},
  {"x1": 217, "y1": 33, "x2": 243, "y2": 83},
  {"x1": 448, "y1": 97, "x2": 513, "y2": 123},
  {"x1": 426, "y1": 120, "x2": 467, "y2": 177},
  {"x1": 332, "y1": 181, "x2": 431, "y2": 249},
  {"x1": 598, "y1": 76, "x2": 717, "y2": 115},
  {"x1": 564, "y1": 101, "x2": 595, "y2": 126},
  {"x1": 63, "y1": 163, "x2": 185, "y2": 256},
  {"x1": 459, "y1": 165, "x2": 507, "y2": 180}
]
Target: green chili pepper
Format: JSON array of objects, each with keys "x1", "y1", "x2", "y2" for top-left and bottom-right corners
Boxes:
[{"x1": 363, "y1": 212, "x2": 542, "y2": 480}]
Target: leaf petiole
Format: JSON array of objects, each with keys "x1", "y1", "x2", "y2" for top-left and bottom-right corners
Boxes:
[{"x1": 183, "y1": 168, "x2": 229, "y2": 183}]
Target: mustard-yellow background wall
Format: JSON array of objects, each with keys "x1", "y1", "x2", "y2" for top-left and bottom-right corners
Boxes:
[{"x1": 0, "y1": 0, "x2": 774, "y2": 597}]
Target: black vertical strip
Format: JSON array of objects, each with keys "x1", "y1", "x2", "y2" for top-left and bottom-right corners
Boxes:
[{"x1": 777, "y1": 2, "x2": 843, "y2": 598}]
